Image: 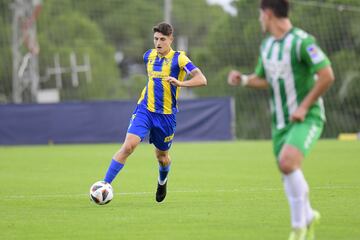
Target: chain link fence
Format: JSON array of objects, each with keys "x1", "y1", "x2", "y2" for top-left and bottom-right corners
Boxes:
[{"x1": 0, "y1": 0, "x2": 359, "y2": 139}]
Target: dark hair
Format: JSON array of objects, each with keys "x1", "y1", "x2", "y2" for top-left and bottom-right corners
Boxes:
[
  {"x1": 260, "y1": 0, "x2": 289, "y2": 18},
  {"x1": 153, "y1": 22, "x2": 173, "y2": 36}
]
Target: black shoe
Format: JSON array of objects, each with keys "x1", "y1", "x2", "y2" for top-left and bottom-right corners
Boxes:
[{"x1": 156, "y1": 181, "x2": 167, "y2": 202}]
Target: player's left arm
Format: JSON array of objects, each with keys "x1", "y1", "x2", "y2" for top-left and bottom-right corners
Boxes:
[
  {"x1": 167, "y1": 68, "x2": 207, "y2": 87},
  {"x1": 291, "y1": 66, "x2": 335, "y2": 122},
  {"x1": 166, "y1": 53, "x2": 207, "y2": 87},
  {"x1": 291, "y1": 39, "x2": 335, "y2": 122}
]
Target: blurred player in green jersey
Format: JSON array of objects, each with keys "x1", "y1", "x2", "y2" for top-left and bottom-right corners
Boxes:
[{"x1": 227, "y1": 0, "x2": 335, "y2": 239}]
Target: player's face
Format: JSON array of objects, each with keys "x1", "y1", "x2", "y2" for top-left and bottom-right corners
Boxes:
[
  {"x1": 259, "y1": 9, "x2": 270, "y2": 33},
  {"x1": 154, "y1": 32, "x2": 173, "y2": 56}
]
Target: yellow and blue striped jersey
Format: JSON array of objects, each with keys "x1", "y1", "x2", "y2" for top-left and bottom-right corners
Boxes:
[{"x1": 137, "y1": 48, "x2": 197, "y2": 114}]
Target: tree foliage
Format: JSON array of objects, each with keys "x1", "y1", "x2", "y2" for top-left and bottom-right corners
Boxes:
[
  {"x1": 37, "y1": 0, "x2": 126, "y2": 100},
  {"x1": 0, "y1": 0, "x2": 359, "y2": 138}
]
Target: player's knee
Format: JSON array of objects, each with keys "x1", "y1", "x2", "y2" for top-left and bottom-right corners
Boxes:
[
  {"x1": 278, "y1": 153, "x2": 297, "y2": 174},
  {"x1": 279, "y1": 159, "x2": 294, "y2": 174},
  {"x1": 156, "y1": 151, "x2": 166, "y2": 160},
  {"x1": 278, "y1": 145, "x2": 303, "y2": 174},
  {"x1": 156, "y1": 151, "x2": 170, "y2": 165}
]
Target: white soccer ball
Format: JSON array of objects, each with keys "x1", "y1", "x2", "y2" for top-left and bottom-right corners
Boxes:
[{"x1": 89, "y1": 181, "x2": 113, "y2": 205}]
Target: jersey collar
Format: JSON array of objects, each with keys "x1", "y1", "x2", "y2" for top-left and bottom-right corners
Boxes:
[
  {"x1": 274, "y1": 27, "x2": 295, "y2": 41},
  {"x1": 158, "y1": 48, "x2": 175, "y2": 59}
]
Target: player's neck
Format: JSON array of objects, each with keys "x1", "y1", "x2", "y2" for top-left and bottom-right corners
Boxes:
[
  {"x1": 158, "y1": 48, "x2": 171, "y2": 58},
  {"x1": 270, "y1": 18, "x2": 293, "y2": 40}
]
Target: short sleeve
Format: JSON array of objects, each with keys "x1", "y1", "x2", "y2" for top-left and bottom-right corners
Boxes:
[
  {"x1": 300, "y1": 37, "x2": 331, "y2": 72},
  {"x1": 255, "y1": 56, "x2": 266, "y2": 78},
  {"x1": 178, "y1": 52, "x2": 197, "y2": 74},
  {"x1": 143, "y1": 49, "x2": 152, "y2": 64}
]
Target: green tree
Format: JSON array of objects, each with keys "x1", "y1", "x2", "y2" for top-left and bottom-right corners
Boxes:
[
  {"x1": 73, "y1": 0, "x2": 163, "y2": 62},
  {"x1": 0, "y1": 18, "x2": 12, "y2": 102},
  {"x1": 37, "y1": 0, "x2": 125, "y2": 100},
  {"x1": 193, "y1": 0, "x2": 360, "y2": 138}
]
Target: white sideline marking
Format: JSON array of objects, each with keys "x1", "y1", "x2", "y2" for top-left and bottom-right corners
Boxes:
[{"x1": 2, "y1": 186, "x2": 359, "y2": 200}]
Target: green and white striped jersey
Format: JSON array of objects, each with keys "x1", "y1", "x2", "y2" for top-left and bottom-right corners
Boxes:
[{"x1": 255, "y1": 27, "x2": 331, "y2": 129}]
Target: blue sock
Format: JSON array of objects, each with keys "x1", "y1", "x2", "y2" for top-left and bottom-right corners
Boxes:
[
  {"x1": 159, "y1": 164, "x2": 170, "y2": 184},
  {"x1": 104, "y1": 159, "x2": 124, "y2": 184}
]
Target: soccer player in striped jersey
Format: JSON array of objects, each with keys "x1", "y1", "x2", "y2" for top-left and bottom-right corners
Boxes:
[
  {"x1": 227, "y1": 0, "x2": 334, "y2": 239},
  {"x1": 102, "y1": 22, "x2": 207, "y2": 202}
]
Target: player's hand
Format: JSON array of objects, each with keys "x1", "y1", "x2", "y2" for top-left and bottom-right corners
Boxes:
[
  {"x1": 166, "y1": 76, "x2": 183, "y2": 87},
  {"x1": 227, "y1": 70, "x2": 242, "y2": 86},
  {"x1": 290, "y1": 106, "x2": 308, "y2": 122}
]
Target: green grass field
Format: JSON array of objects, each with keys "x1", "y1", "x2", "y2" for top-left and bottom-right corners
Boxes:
[{"x1": 1, "y1": 140, "x2": 359, "y2": 240}]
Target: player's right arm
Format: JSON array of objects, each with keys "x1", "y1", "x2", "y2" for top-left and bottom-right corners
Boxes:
[
  {"x1": 227, "y1": 71, "x2": 269, "y2": 89},
  {"x1": 227, "y1": 56, "x2": 269, "y2": 89}
]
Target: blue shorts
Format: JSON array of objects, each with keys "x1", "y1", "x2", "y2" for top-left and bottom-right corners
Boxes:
[{"x1": 127, "y1": 105, "x2": 176, "y2": 151}]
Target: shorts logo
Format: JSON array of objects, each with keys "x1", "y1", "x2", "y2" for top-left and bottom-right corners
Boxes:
[
  {"x1": 164, "y1": 133, "x2": 174, "y2": 143},
  {"x1": 128, "y1": 114, "x2": 136, "y2": 130},
  {"x1": 304, "y1": 125, "x2": 318, "y2": 149}
]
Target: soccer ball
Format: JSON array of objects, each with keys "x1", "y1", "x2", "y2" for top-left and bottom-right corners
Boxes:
[{"x1": 89, "y1": 181, "x2": 113, "y2": 205}]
